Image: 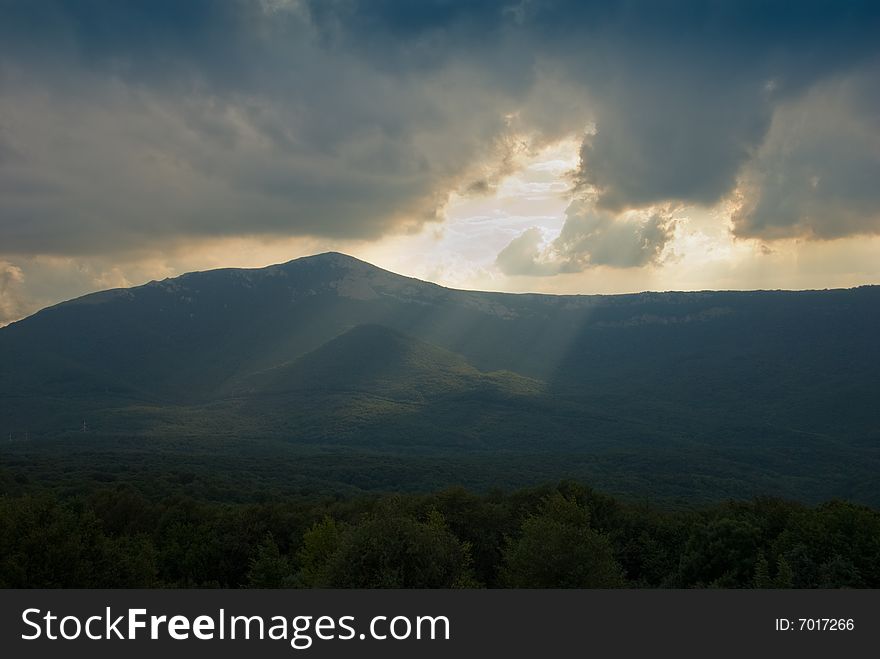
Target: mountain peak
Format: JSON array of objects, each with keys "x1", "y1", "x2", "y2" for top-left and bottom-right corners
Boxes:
[
  {"x1": 295, "y1": 251, "x2": 367, "y2": 266},
  {"x1": 283, "y1": 251, "x2": 378, "y2": 272},
  {"x1": 271, "y1": 251, "x2": 436, "y2": 302}
]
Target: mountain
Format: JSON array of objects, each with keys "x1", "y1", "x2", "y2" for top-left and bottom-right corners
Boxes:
[
  {"x1": 1, "y1": 252, "x2": 879, "y2": 503},
  {"x1": 226, "y1": 323, "x2": 541, "y2": 446},
  {"x1": 237, "y1": 322, "x2": 539, "y2": 399}
]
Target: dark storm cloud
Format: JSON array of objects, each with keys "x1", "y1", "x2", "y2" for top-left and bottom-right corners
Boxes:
[
  {"x1": 0, "y1": 0, "x2": 527, "y2": 254},
  {"x1": 732, "y1": 67, "x2": 880, "y2": 240},
  {"x1": 534, "y1": 1, "x2": 880, "y2": 214},
  {"x1": 1, "y1": 0, "x2": 879, "y2": 259}
]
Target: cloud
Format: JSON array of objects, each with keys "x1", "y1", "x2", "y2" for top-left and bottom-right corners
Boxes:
[
  {"x1": 0, "y1": 58, "x2": 528, "y2": 255},
  {"x1": 496, "y1": 227, "x2": 559, "y2": 276},
  {"x1": 524, "y1": 1, "x2": 880, "y2": 215},
  {"x1": 0, "y1": 1, "x2": 550, "y2": 256},
  {"x1": 496, "y1": 201, "x2": 676, "y2": 275},
  {"x1": 0, "y1": 0, "x2": 879, "y2": 290},
  {"x1": 0, "y1": 261, "x2": 27, "y2": 326},
  {"x1": 575, "y1": 78, "x2": 773, "y2": 211},
  {"x1": 555, "y1": 201, "x2": 677, "y2": 269},
  {"x1": 732, "y1": 68, "x2": 880, "y2": 240}
]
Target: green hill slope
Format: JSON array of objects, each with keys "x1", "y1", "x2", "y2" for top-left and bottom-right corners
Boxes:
[{"x1": 1, "y1": 252, "x2": 879, "y2": 503}]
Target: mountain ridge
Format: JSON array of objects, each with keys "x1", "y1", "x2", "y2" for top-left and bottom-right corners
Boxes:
[
  {"x1": 1, "y1": 251, "x2": 879, "y2": 504},
  {"x1": 9, "y1": 251, "x2": 878, "y2": 329}
]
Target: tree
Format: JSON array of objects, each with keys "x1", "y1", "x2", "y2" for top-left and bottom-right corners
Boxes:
[
  {"x1": 818, "y1": 555, "x2": 863, "y2": 588},
  {"x1": 303, "y1": 507, "x2": 476, "y2": 588},
  {"x1": 297, "y1": 517, "x2": 343, "y2": 587},
  {"x1": 501, "y1": 493, "x2": 625, "y2": 588},
  {"x1": 753, "y1": 551, "x2": 772, "y2": 588},
  {"x1": 774, "y1": 556, "x2": 794, "y2": 588},
  {"x1": 246, "y1": 533, "x2": 295, "y2": 588},
  {"x1": 679, "y1": 514, "x2": 762, "y2": 587}
]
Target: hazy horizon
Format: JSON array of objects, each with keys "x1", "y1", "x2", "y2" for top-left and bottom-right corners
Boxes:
[{"x1": 6, "y1": 249, "x2": 880, "y2": 330}]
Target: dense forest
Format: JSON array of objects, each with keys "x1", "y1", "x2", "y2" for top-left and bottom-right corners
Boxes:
[{"x1": 1, "y1": 472, "x2": 877, "y2": 588}]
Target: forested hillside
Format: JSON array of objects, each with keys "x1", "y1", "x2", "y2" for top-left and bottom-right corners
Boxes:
[
  {"x1": 2, "y1": 253, "x2": 879, "y2": 505},
  {"x1": 0, "y1": 476, "x2": 876, "y2": 589}
]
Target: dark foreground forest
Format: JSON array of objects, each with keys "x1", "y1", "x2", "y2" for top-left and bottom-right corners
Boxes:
[{"x1": 1, "y1": 475, "x2": 877, "y2": 589}]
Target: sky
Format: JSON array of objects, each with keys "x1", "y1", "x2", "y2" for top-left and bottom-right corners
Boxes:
[{"x1": 1, "y1": 0, "x2": 880, "y2": 325}]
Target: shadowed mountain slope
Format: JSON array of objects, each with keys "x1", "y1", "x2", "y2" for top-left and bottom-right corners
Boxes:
[{"x1": 1, "y1": 252, "x2": 879, "y2": 503}]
